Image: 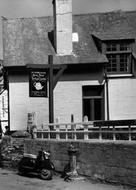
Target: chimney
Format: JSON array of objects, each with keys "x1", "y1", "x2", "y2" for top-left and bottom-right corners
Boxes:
[{"x1": 52, "y1": 0, "x2": 73, "y2": 55}]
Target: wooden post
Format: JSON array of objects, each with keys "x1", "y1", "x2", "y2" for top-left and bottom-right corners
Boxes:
[
  {"x1": 49, "y1": 55, "x2": 54, "y2": 126},
  {"x1": 41, "y1": 124, "x2": 44, "y2": 139},
  {"x1": 83, "y1": 116, "x2": 89, "y2": 140},
  {"x1": 56, "y1": 117, "x2": 60, "y2": 140},
  {"x1": 128, "y1": 125, "x2": 131, "y2": 141},
  {"x1": 66, "y1": 124, "x2": 68, "y2": 140},
  {"x1": 99, "y1": 125, "x2": 102, "y2": 140},
  {"x1": 113, "y1": 126, "x2": 116, "y2": 141},
  {"x1": 71, "y1": 114, "x2": 75, "y2": 139}
]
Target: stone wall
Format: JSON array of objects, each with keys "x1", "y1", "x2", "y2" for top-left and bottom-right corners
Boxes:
[
  {"x1": 1, "y1": 137, "x2": 136, "y2": 186},
  {"x1": 24, "y1": 139, "x2": 136, "y2": 186}
]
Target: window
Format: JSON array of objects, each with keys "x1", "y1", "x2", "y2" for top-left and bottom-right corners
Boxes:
[
  {"x1": 82, "y1": 86, "x2": 104, "y2": 121},
  {"x1": 106, "y1": 54, "x2": 117, "y2": 72},
  {"x1": 120, "y1": 54, "x2": 130, "y2": 72},
  {"x1": 120, "y1": 43, "x2": 130, "y2": 51},
  {"x1": 105, "y1": 41, "x2": 132, "y2": 74},
  {"x1": 106, "y1": 43, "x2": 117, "y2": 52},
  {"x1": 106, "y1": 54, "x2": 131, "y2": 73}
]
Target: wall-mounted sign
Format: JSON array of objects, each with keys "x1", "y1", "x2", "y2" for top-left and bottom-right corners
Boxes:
[{"x1": 30, "y1": 71, "x2": 47, "y2": 97}]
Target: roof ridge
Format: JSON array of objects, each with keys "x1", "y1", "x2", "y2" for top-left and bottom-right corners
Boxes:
[
  {"x1": 3, "y1": 9, "x2": 136, "y2": 21},
  {"x1": 73, "y1": 9, "x2": 136, "y2": 17},
  {"x1": 1, "y1": 15, "x2": 52, "y2": 21}
]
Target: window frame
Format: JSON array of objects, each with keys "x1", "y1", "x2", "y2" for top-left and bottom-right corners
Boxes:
[{"x1": 104, "y1": 40, "x2": 133, "y2": 74}]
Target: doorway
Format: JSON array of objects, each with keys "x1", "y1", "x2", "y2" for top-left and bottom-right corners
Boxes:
[{"x1": 83, "y1": 85, "x2": 104, "y2": 121}]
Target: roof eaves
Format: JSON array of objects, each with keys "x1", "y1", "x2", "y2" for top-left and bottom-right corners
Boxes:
[{"x1": 92, "y1": 33, "x2": 135, "y2": 41}]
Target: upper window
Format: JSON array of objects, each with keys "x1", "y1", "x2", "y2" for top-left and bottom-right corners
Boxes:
[
  {"x1": 120, "y1": 43, "x2": 131, "y2": 51},
  {"x1": 106, "y1": 43, "x2": 117, "y2": 52},
  {"x1": 105, "y1": 41, "x2": 132, "y2": 74}
]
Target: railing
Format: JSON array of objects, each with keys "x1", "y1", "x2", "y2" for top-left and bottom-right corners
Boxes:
[{"x1": 34, "y1": 120, "x2": 136, "y2": 141}]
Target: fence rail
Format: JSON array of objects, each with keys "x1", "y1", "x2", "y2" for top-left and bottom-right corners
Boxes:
[{"x1": 34, "y1": 120, "x2": 136, "y2": 141}]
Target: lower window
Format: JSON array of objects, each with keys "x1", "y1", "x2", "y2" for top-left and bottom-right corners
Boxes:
[{"x1": 82, "y1": 85, "x2": 104, "y2": 121}]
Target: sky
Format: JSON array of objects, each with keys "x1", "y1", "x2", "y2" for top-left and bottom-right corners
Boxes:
[
  {"x1": 0, "y1": 0, "x2": 136, "y2": 58},
  {"x1": 0, "y1": 0, "x2": 136, "y2": 18}
]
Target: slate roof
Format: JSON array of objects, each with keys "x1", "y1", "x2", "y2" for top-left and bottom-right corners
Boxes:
[
  {"x1": 92, "y1": 19, "x2": 135, "y2": 41},
  {"x1": 3, "y1": 10, "x2": 136, "y2": 67}
]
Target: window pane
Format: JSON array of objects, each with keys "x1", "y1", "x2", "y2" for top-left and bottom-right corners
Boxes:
[
  {"x1": 106, "y1": 43, "x2": 117, "y2": 51},
  {"x1": 106, "y1": 54, "x2": 117, "y2": 72},
  {"x1": 119, "y1": 54, "x2": 130, "y2": 72},
  {"x1": 120, "y1": 43, "x2": 130, "y2": 51},
  {"x1": 94, "y1": 99, "x2": 103, "y2": 120},
  {"x1": 83, "y1": 99, "x2": 91, "y2": 120}
]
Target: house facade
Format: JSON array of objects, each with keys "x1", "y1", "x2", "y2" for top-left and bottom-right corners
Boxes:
[{"x1": 2, "y1": 0, "x2": 136, "y2": 130}]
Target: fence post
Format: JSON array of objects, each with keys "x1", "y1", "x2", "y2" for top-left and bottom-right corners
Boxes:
[
  {"x1": 41, "y1": 124, "x2": 44, "y2": 139},
  {"x1": 128, "y1": 125, "x2": 131, "y2": 141},
  {"x1": 83, "y1": 116, "x2": 88, "y2": 140},
  {"x1": 74, "y1": 124, "x2": 76, "y2": 140},
  {"x1": 33, "y1": 126, "x2": 37, "y2": 139},
  {"x1": 71, "y1": 114, "x2": 76, "y2": 139},
  {"x1": 56, "y1": 117, "x2": 60, "y2": 140},
  {"x1": 66, "y1": 124, "x2": 68, "y2": 140},
  {"x1": 99, "y1": 125, "x2": 102, "y2": 140},
  {"x1": 113, "y1": 126, "x2": 116, "y2": 141},
  {"x1": 48, "y1": 125, "x2": 51, "y2": 139}
]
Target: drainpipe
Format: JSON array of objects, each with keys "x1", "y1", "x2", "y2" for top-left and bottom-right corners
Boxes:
[
  {"x1": 49, "y1": 55, "x2": 54, "y2": 124},
  {"x1": 105, "y1": 73, "x2": 110, "y2": 120}
]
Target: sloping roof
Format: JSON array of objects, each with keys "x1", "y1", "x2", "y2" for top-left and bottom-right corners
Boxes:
[
  {"x1": 3, "y1": 10, "x2": 136, "y2": 67},
  {"x1": 92, "y1": 20, "x2": 135, "y2": 41}
]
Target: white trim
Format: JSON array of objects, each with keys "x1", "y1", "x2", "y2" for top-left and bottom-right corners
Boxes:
[{"x1": 107, "y1": 74, "x2": 133, "y2": 78}]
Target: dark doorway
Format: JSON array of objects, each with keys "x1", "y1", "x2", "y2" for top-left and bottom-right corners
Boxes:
[{"x1": 83, "y1": 85, "x2": 104, "y2": 121}]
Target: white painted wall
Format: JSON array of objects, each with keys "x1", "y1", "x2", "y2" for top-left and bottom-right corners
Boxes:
[
  {"x1": 9, "y1": 74, "x2": 48, "y2": 130},
  {"x1": 9, "y1": 72, "x2": 102, "y2": 130},
  {"x1": 9, "y1": 71, "x2": 136, "y2": 130},
  {"x1": 54, "y1": 80, "x2": 101, "y2": 123},
  {"x1": 108, "y1": 78, "x2": 136, "y2": 120}
]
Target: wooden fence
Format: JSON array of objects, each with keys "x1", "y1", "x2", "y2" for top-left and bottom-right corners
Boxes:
[{"x1": 34, "y1": 120, "x2": 136, "y2": 141}]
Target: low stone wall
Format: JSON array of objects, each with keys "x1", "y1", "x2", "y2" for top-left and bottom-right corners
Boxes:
[
  {"x1": 24, "y1": 139, "x2": 136, "y2": 186},
  {"x1": 1, "y1": 137, "x2": 136, "y2": 186}
]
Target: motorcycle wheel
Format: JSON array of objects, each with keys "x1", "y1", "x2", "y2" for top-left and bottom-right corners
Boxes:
[{"x1": 40, "y1": 169, "x2": 53, "y2": 180}]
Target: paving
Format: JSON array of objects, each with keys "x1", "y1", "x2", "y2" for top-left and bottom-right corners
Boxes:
[{"x1": 0, "y1": 168, "x2": 134, "y2": 190}]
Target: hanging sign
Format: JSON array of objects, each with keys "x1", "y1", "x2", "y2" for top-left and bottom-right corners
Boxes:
[{"x1": 30, "y1": 71, "x2": 47, "y2": 97}]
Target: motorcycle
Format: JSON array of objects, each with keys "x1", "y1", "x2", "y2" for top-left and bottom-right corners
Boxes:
[{"x1": 18, "y1": 148, "x2": 55, "y2": 180}]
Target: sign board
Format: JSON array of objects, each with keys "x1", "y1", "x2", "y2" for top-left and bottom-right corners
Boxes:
[{"x1": 30, "y1": 71, "x2": 47, "y2": 97}]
